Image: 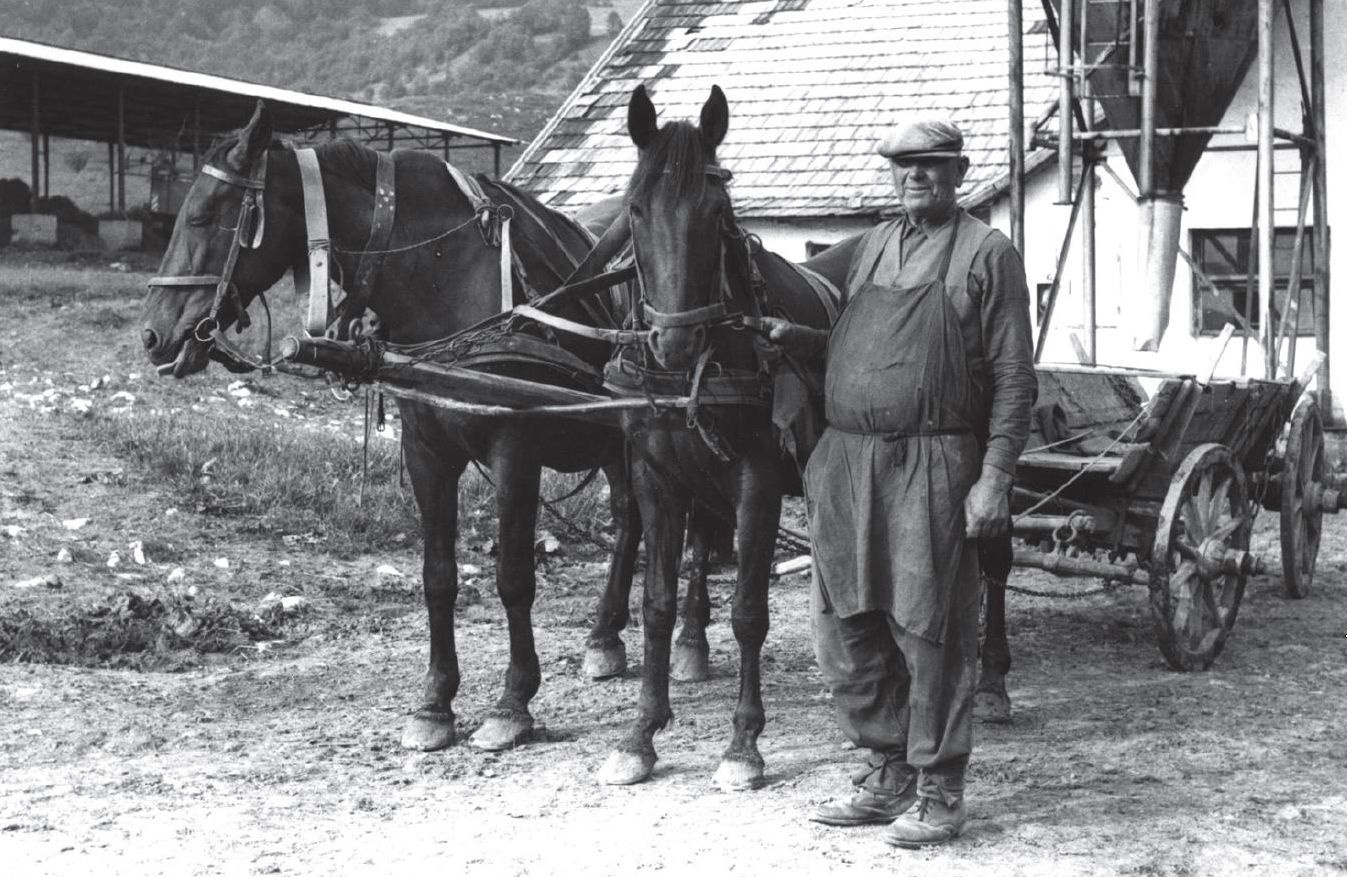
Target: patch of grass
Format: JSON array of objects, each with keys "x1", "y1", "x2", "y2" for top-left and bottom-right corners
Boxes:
[
  {"x1": 78, "y1": 404, "x2": 619, "y2": 559},
  {"x1": 80, "y1": 407, "x2": 422, "y2": 557}
]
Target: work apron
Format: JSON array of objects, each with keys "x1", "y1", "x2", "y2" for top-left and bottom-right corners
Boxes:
[{"x1": 804, "y1": 213, "x2": 985, "y2": 643}]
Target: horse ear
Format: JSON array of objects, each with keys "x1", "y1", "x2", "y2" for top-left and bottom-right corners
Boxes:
[
  {"x1": 628, "y1": 85, "x2": 659, "y2": 149},
  {"x1": 699, "y1": 85, "x2": 729, "y2": 150},
  {"x1": 228, "y1": 100, "x2": 273, "y2": 171}
]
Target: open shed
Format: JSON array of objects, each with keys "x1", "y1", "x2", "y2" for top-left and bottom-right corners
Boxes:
[{"x1": 0, "y1": 36, "x2": 519, "y2": 217}]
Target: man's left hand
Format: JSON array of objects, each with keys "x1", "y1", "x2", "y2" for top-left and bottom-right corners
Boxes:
[{"x1": 964, "y1": 470, "x2": 1012, "y2": 539}]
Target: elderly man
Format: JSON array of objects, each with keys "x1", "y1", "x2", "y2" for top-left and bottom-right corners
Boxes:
[{"x1": 755, "y1": 119, "x2": 1036, "y2": 847}]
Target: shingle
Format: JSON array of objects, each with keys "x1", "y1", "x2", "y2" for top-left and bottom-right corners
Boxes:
[{"x1": 510, "y1": 0, "x2": 1058, "y2": 218}]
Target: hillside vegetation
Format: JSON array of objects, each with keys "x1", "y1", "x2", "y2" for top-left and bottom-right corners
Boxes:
[{"x1": 2, "y1": 0, "x2": 633, "y2": 143}]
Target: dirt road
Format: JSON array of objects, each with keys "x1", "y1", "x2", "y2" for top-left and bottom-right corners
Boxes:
[{"x1": 1, "y1": 264, "x2": 1344, "y2": 876}]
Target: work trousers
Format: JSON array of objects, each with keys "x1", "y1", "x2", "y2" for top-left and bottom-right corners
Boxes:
[{"x1": 812, "y1": 547, "x2": 980, "y2": 795}]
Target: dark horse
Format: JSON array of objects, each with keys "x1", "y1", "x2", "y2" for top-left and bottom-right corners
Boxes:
[
  {"x1": 139, "y1": 101, "x2": 713, "y2": 752},
  {"x1": 601, "y1": 86, "x2": 1017, "y2": 788},
  {"x1": 597, "y1": 85, "x2": 839, "y2": 789}
]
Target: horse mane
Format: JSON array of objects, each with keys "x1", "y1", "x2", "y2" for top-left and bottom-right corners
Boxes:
[{"x1": 628, "y1": 120, "x2": 711, "y2": 204}]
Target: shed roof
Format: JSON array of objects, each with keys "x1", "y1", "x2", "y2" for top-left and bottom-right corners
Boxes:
[
  {"x1": 0, "y1": 36, "x2": 518, "y2": 152},
  {"x1": 508, "y1": 0, "x2": 1061, "y2": 219}
]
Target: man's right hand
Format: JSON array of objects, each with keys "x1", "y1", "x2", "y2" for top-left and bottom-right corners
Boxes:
[{"x1": 742, "y1": 316, "x2": 828, "y2": 356}]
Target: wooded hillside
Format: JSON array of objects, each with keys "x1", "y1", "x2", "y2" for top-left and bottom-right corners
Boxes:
[{"x1": 2, "y1": 0, "x2": 632, "y2": 142}]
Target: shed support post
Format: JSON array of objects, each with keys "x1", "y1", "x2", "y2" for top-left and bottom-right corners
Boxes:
[
  {"x1": 117, "y1": 85, "x2": 127, "y2": 215},
  {"x1": 29, "y1": 73, "x2": 40, "y2": 213}
]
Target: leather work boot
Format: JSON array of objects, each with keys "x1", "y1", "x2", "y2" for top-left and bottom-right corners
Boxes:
[
  {"x1": 811, "y1": 761, "x2": 918, "y2": 827},
  {"x1": 882, "y1": 790, "x2": 967, "y2": 848}
]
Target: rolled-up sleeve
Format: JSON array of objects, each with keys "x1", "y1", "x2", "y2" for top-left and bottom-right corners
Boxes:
[{"x1": 972, "y1": 236, "x2": 1037, "y2": 475}]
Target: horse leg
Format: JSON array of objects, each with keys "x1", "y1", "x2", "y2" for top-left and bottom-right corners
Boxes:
[
  {"x1": 400, "y1": 431, "x2": 466, "y2": 751},
  {"x1": 671, "y1": 502, "x2": 713, "y2": 683},
  {"x1": 583, "y1": 461, "x2": 640, "y2": 679},
  {"x1": 469, "y1": 440, "x2": 543, "y2": 750},
  {"x1": 599, "y1": 461, "x2": 683, "y2": 785},
  {"x1": 975, "y1": 533, "x2": 1014, "y2": 724},
  {"x1": 712, "y1": 463, "x2": 778, "y2": 791}
]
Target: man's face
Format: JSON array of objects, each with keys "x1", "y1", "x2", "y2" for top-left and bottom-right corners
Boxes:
[{"x1": 890, "y1": 155, "x2": 969, "y2": 222}]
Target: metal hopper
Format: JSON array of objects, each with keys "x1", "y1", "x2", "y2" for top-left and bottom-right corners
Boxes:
[{"x1": 1050, "y1": 0, "x2": 1261, "y2": 350}]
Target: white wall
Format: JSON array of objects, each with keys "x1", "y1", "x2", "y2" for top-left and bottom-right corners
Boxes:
[
  {"x1": 989, "y1": 0, "x2": 1343, "y2": 418},
  {"x1": 738, "y1": 216, "x2": 874, "y2": 263}
]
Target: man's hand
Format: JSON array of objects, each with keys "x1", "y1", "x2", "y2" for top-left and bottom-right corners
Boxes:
[
  {"x1": 964, "y1": 467, "x2": 1012, "y2": 539},
  {"x1": 742, "y1": 316, "x2": 828, "y2": 357}
]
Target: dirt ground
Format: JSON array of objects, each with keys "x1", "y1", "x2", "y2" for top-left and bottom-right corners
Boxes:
[{"x1": 1, "y1": 257, "x2": 1345, "y2": 877}]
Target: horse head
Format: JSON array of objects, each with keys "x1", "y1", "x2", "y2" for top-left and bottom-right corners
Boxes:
[
  {"x1": 140, "y1": 101, "x2": 303, "y2": 377},
  {"x1": 625, "y1": 84, "x2": 738, "y2": 372}
]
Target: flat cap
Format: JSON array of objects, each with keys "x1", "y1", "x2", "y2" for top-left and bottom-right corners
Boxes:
[{"x1": 876, "y1": 118, "x2": 964, "y2": 159}]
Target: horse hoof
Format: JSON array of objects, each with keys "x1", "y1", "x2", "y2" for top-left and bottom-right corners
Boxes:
[
  {"x1": 583, "y1": 642, "x2": 627, "y2": 680},
  {"x1": 974, "y1": 688, "x2": 1012, "y2": 724},
  {"x1": 713, "y1": 758, "x2": 764, "y2": 792},
  {"x1": 671, "y1": 642, "x2": 710, "y2": 683},
  {"x1": 598, "y1": 750, "x2": 656, "y2": 785},
  {"x1": 401, "y1": 712, "x2": 457, "y2": 751},
  {"x1": 469, "y1": 713, "x2": 534, "y2": 751}
]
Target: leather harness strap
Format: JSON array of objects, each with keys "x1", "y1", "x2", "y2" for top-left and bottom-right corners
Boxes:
[
  {"x1": 294, "y1": 148, "x2": 332, "y2": 336},
  {"x1": 345, "y1": 150, "x2": 397, "y2": 329}
]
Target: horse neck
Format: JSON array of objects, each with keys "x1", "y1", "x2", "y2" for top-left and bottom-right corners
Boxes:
[{"x1": 315, "y1": 153, "x2": 499, "y2": 346}]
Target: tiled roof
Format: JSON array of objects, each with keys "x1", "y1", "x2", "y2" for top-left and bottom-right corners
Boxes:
[{"x1": 508, "y1": 0, "x2": 1060, "y2": 219}]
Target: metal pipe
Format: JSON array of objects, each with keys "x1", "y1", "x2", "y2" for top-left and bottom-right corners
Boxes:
[
  {"x1": 107, "y1": 142, "x2": 115, "y2": 213},
  {"x1": 1012, "y1": 548, "x2": 1150, "y2": 586},
  {"x1": 1056, "y1": 0, "x2": 1074, "y2": 204},
  {"x1": 1012, "y1": 514, "x2": 1098, "y2": 533},
  {"x1": 1009, "y1": 0, "x2": 1025, "y2": 253},
  {"x1": 1073, "y1": 124, "x2": 1247, "y2": 140},
  {"x1": 1258, "y1": 0, "x2": 1275, "y2": 377},
  {"x1": 1138, "y1": 0, "x2": 1159, "y2": 196},
  {"x1": 1083, "y1": 155, "x2": 1097, "y2": 363},
  {"x1": 42, "y1": 133, "x2": 49, "y2": 198},
  {"x1": 1310, "y1": 0, "x2": 1331, "y2": 417}
]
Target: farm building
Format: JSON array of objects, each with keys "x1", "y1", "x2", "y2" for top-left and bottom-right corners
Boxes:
[{"x1": 508, "y1": 0, "x2": 1345, "y2": 424}]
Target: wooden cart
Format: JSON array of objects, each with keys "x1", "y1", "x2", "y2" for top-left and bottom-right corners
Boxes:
[{"x1": 1011, "y1": 364, "x2": 1343, "y2": 671}]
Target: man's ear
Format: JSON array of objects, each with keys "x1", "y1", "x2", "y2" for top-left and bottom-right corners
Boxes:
[{"x1": 954, "y1": 155, "x2": 971, "y2": 186}]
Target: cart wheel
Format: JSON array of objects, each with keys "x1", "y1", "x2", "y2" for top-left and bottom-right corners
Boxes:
[
  {"x1": 1150, "y1": 443, "x2": 1254, "y2": 671},
  {"x1": 1280, "y1": 395, "x2": 1324, "y2": 598}
]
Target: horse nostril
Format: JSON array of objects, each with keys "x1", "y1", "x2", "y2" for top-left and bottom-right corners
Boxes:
[{"x1": 142, "y1": 328, "x2": 159, "y2": 351}]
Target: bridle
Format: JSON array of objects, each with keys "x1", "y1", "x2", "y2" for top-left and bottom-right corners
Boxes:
[
  {"x1": 604, "y1": 163, "x2": 779, "y2": 460},
  {"x1": 147, "y1": 154, "x2": 270, "y2": 362},
  {"x1": 629, "y1": 165, "x2": 754, "y2": 349}
]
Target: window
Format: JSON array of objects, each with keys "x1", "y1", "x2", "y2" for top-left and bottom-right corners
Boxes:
[{"x1": 1189, "y1": 227, "x2": 1321, "y2": 336}]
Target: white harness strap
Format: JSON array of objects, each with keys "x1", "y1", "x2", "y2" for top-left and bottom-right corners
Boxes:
[
  {"x1": 294, "y1": 148, "x2": 332, "y2": 337},
  {"x1": 443, "y1": 161, "x2": 513, "y2": 314}
]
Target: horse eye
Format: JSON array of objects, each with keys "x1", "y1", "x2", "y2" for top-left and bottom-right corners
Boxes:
[{"x1": 186, "y1": 212, "x2": 213, "y2": 229}]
